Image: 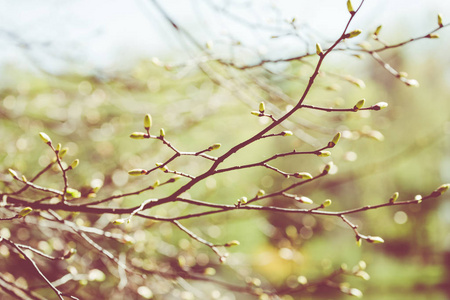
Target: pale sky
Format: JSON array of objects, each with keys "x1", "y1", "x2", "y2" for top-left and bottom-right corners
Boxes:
[{"x1": 0, "y1": 0, "x2": 449, "y2": 76}]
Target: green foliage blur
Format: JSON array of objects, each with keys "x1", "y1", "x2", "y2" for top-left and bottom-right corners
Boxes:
[{"x1": 1, "y1": 43, "x2": 450, "y2": 299}]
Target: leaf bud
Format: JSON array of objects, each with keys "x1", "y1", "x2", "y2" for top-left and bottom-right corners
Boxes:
[
  {"x1": 251, "y1": 111, "x2": 262, "y2": 116},
  {"x1": 322, "y1": 199, "x2": 332, "y2": 207},
  {"x1": 237, "y1": 197, "x2": 247, "y2": 204},
  {"x1": 372, "y1": 102, "x2": 388, "y2": 111},
  {"x1": 297, "y1": 276, "x2": 307, "y2": 285},
  {"x1": 144, "y1": 114, "x2": 152, "y2": 130},
  {"x1": 349, "y1": 288, "x2": 363, "y2": 298},
  {"x1": 160, "y1": 128, "x2": 165, "y2": 137},
  {"x1": 328, "y1": 132, "x2": 341, "y2": 148},
  {"x1": 322, "y1": 161, "x2": 334, "y2": 175},
  {"x1": 431, "y1": 183, "x2": 450, "y2": 197},
  {"x1": 389, "y1": 192, "x2": 399, "y2": 204},
  {"x1": 355, "y1": 270, "x2": 370, "y2": 281},
  {"x1": 155, "y1": 163, "x2": 168, "y2": 172},
  {"x1": 59, "y1": 147, "x2": 68, "y2": 158},
  {"x1": 208, "y1": 143, "x2": 222, "y2": 151},
  {"x1": 153, "y1": 180, "x2": 160, "y2": 187},
  {"x1": 55, "y1": 143, "x2": 61, "y2": 151},
  {"x1": 69, "y1": 159, "x2": 79, "y2": 170},
  {"x1": 224, "y1": 240, "x2": 240, "y2": 247},
  {"x1": 356, "y1": 236, "x2": 362, "y2": 247},
  {"x1": 39, "y1": 132, "x2": 52, "y2": 144},
  {"x1": 374, "y1": 25, "x2": 382, "y2": 36},
  {"x1": 353, "y1": 99, "x2": 365, "y2": 111},
  {"x1": 66, "y1": 188, "x2": 81, "y2": 199},
  {"x1": 415, "y1": 194, "x2": 422, "y2": 203},
  {"x1": 427, "y1": 33, "x2": 439, "y2": 39},
  {"x1": 63, "y1": 248, "x2": 77, "y2": 259},
  {"x1": 438, "y1": 13, "x2": 443, "y2": 27},
  {"x1": 8, "y1": 168, "x2": 19, "y2": 179},
  {"x1": 346, "y1": 29, "x2": 362, "y2": 39},
  {"x1": 366, "y1": 236, "x2": 384, "y2": 244},
  {"x1": 112, "y1": 219, "x2": 125, "y2": 225},
  {"x1": 316, "y1": 43, "x2": 324, "y2": 56},
  {"x1": 167, "y1": 175, "x2": 181, "y2": 183},
  {"x1": 317, "y1": 150, "x2": 331, "y2": 157},
  {"x1": 347, "y1": 0, "x2": 354, "y2": 14},
  {"x1": 130, "y1": 132, "x2": 148, "y2": 139},
  {"x1": 257, "y1": 189, "x2": 265, "y2": 197},
  {"x1": 281, "y1": 131, "x2": 293, "y2": 136},
  {"x1": 293, "y1": 172, "x2": 313, "y2": 179},
  {"x1": 21, "y1": 175, "x2": 27, "y2": 182},
  {"x1": 259, "y1": 102, "x2": 265, "y2": 113},
  {"x1": 128, "y1": 169, "x2": 147, "y2": 176},
  {"x1": 18, "y1": 207, "x2": 33, "y2": 218},
  {"x1": 298, "y1": 196, "x2": 313, "y2": 204}
]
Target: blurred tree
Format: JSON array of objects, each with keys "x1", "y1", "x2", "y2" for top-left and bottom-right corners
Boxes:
[{"x1": 1, "y1": 1, "x2": 450, "y2": 299}]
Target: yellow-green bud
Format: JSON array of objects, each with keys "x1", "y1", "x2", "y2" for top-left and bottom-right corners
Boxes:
[
  {"x1": 366, "y1": 236, "x2": 384, "y2": 244},
  {"x1": 69, "y1": 159, "x2": 79, "y2": 170},
  {"x1": 356, "y1": 237, "x2": 362, "y2": 247},
  {"x1": 251, "y1": 111, "x2": 262, "y2": 116},
  {"x1": 372, "y1": 102, "x2": 388, "y2": 111},
  {"x1": 18, "y1": 207, "x2": 33, "y2": 218},
  {"x1": 224, "y1": 240, "x2": 240, "y2": 247},
  {"x1": 144, "y1": 114, "x2": 152, "y2": 130},
  {"x1": 57, "y1": 148, "x2": 68, "y2": 159},
  {"x1": 389, "y1": 192, "x2": 399, "y2": 204},
  {"x1": 63, "y1": 248, "x2": 77, "y2": 259},
  {"x1": 427, "y1": 33, "x2": 439, "y2": 39},
  {"x1": 322, "y1": 161, "x2": 334, "y2": 174},
  {"x1": 112, "y1": 219, "x2": 125, "y2": 225},
  {"x1": 349, "y1": 288, "x2": 363, "y2": 298},
  {"x1": 153, "y1": 180, "x2": 160, "y2": 187},
  {"x1": 316, "y1": 43, "x2": 323, "y2": 56},
  {"x1": 374, "y1": 25, "x2": 382, "y2": 36},
  {"x1": 353, "y1": 99, "x2": 365, "y2": 111},
  {"x1": 130, "y1": 132, "x2": 147, "y2": 139},
  {"x1": 297, "y1": 276, "x2": 307, "y2": 285},
  {"x1": 128, "y1": 169, "x2": 147, "y2": 176},
  {"x1": 355, "y1": 270, "x2": 370, "y2": 281},
  {"x1": 155, "y1": 163, "x2": 168, "y2": 172},
  {"x1": 208, "y1": 143, "x2": 221, "y2": 151},
  {"x1": 238, "y1": 197, "x2": 247, "y2": 204},
  {"x1": 259, "y1": 102, "x2": 265, "y2": 113},
  {"x1": 317, "y1": 150, "x2": 331, "y2": 157},
  {"x1": 347, "y1": 29, "x2": 362, "y2": 38},
  {"x1": 347, "y1": 0, "x2": 354, "y2": 14},
  {"x1": 66, "y1": 188, "x2": 81, "y2": 199},
  {"x1": 293, "y1": 172, "x2": 313, "y2": 180},
  {"x1": 431, "y1": 183, "x2": 450, "y2": 197},
  {"x1": 438, "y1": 13, "x2": 443, "y2": 27},
  {"x1": 39, "y1": 132, "x2": 52, "y2": 144},
  {"x1": 8, "y1": 168, "x2": 19, "y2": 179},
  {"x1": 281, "y1": 131, "x2": 293, "y2": 136},
  {"x1": 167, "y1": 175, "x2": 181, "y2": 183},
  {"x1": 322, "y1": 199, "x2": 332, "y2": 207},
  {"x1": 328, "y1": 132, "x2": 341, "y2": 148},
  {"x1": 21, "y1": 175, "x2": 27, "y2": 182},
  {"x1": 298, "y1": 196, "x2": 313, "y2": 204},
  {"x1": 55, "y1": 143, "x2": 61, "y2": 151},
  {"x1": 257, "y1": 189, "x2": 265, "y2": 197},
  {"x1": 160, "y1": 128, "x2": 165, "y2": 137}
]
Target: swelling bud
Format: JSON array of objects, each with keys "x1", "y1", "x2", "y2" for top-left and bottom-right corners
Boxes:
[
  {"x1": 144, "y1": 114, "x2": 152, "y2": 130},
  {"x1": 39, "y1": 132, "x2": 52, "y2": 144}
]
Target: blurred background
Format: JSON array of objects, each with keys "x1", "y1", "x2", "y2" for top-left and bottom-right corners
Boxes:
[{"x1": 1, "y1": 0, "x2": 450, "y2": 299}]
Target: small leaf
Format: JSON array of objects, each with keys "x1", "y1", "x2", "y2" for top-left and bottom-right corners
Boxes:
[
  {"x1": 144, "y1": 114, "x2": 152, "y2": 130},
  {"x1": 39, "y1": 132, "x2": 52, "y2": 144}
]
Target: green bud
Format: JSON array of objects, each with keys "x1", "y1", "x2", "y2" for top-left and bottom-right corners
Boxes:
[
  {"x1": 345, "y1": 29, "x2": 362, "y2": 39},
  {"x1": 69, "y1": 159, "x2": 79, "y2": 170},
  {"x1": 427, "y1": 33, "x2": 439, "y2": 39},
  {"x1": 18, "y1": 207, "x2": 33, "y2": 218},
  {"x1": 366, "y1": 236, "x2": 384, "y2": 244},
  {"x1": 347, "y1": 0, "x2": 354, "y2": 14},
  {"x1": 323, "y1": 199, "x2": 332, "y2": 207},
  {"x1": 259, "y1": 102, "x2": 265, "y2": 113},
  {"x1": 130, "y1": 132, "x2": 147, "y2": 139},
  {"x1": 167, "y1": 175, "x2": 181, "y2": 183},
  {"x1": 317, "y1": 150, "x2": 331, "y2": 157},
  {"x1": 328, "y1": 132, "x2": 341, "y2": 148},
  {"x1": 144, "y1": 114, "x2": 152, "y2": 130},
  {"x1": 257, "y1": 189, "x2": 265, "y2": 197},
  {"x1": 128, "y1": 169, "x2": 147, "y2": 176},
  {"x1": 208, "y1": 143, "x2": 221, "y2": 151},
  {"x1": 438, "y1": 13, "x2": 443, "y2": 27},
  {"x1": 238, "y1": 197, "x2": 247, "y2": 204},
  {"x1": 431, "y1": 184, "x2": 450, "y2": 197},
  {"x1": 322, "y1": 161, "x2": 334, "y2": 174},
  {"x1": 224, "y1": 240, "x2": 240, "y2": 247},
  {"x1": 155, "y1": 163, "x2": 168, "y2": 172},
  {"x1": 66, "y1": 188, "x2": 81, "y2": 199},
  {"x1": 251, "y1": 111, "x2": 262, "y2": 116},
  {"x1": 21, "y1": 175, "x2": 27, "y2": 182},
  {"x1": 353, "y1": 99, "x2": 365, "y2": 110},
  {"x1": 356, "y1": 236, "x2": 362, "y2": 247},
  {"x1": 55, "y1": 143, "x2": 61, "y2": 151},
  {"x1": 374, "y1": 25, "x2": 382, "y2": 36},
  {"x1": 281, "y1": 131, "x2": 293, "y2": 136},
  {"x1": 112, "y1": 219, "x2": 125, "y2": 225},
  {"x1": 389, "y1": 192, "x2": 399, "y2": 204},
  {"x1": 372, "y1": 102, "x2": 388, "y2": 111},
  {"x1": 59, "y1": 148, "x2": 68, "y2": 158},
  {"x1": 293, "y1": 172, "x2": 313, "y2": 180},
  {"x1": 63, "y1": 248, "x2": 77, "y2": 259},
  {"x1": 153, "y1": 180, "x2": 160, "y2": 187},
  {"x1": 297, "y1": 276, "x2": 307, "y2": 285},
  {"x1": 298, "y1": 196, "x2": 313, "y2": 204},
  {"x1": 8, "y1": 168, "x2": 19, "y2": 179},
  {"x1": 39, "y1": 132, "x2": 52, "y2": 144},
  {"x1": 160, "y1": 128, "x2": 165, "y2": 137},
  {"x1": 355, "y1": 270, "x2": 370, "y2": 281},
  {"x1": 316, "y1": 43, "x2": 323, "y2": 56},
  {"x1": 349, "y1": 288, "x2": 363, "y2": 298}
]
